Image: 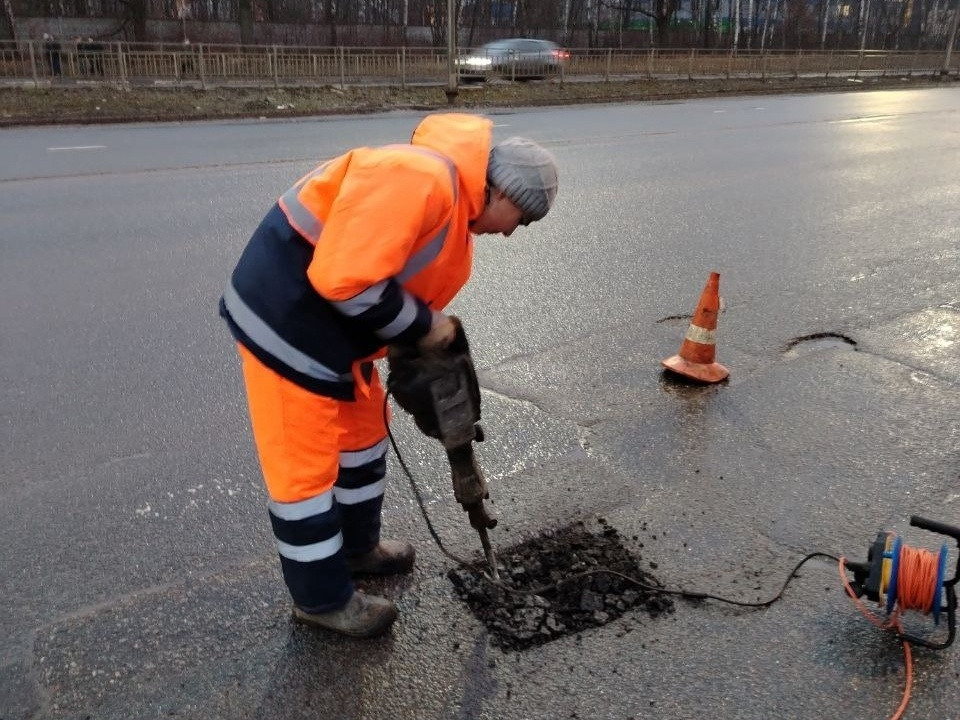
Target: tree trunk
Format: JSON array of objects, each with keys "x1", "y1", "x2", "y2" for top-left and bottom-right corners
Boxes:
[
  {"x1": 910, "y1": 0, "x2": 927, "y2": 49},
  {"x1": 943, "y1": 1, "x2": 959, "y2": 74},
  {"x1": 656, "y1": 14, "x2": 672, "y2": 46},
  {"x1": 466, "y1": 0, "x2": 480, "y2": 47},
  {"x1": 704, "y1": 0, "x2": 713, "y2": 47},
  {"x1": 427, "y1": 0, "x2": 446, "y2": 47},
  {"x1": 820, "y1": 0, "x2": 829, "y2": 49},
  {"x1": 654, "y1": 0, "x2": 675, "y2": 47},
  {"x1": 325, "y1": 0, "x2": 339, "y2": 45},
  {"x1": 1, "y1": 0, "x2": 16, "y2": 42},
  {"x1": 120, "y1": 0, "x2": 149, "y2": 41},
  {"x1": 760, "y1": 0, "x2": 772, "y2": 49},
  {"x1": 733, "y1": 0, "x2": 741, "y2": 47},
  {"x1": 238, "y1": 0, "x2": 254, "y2": 45}
]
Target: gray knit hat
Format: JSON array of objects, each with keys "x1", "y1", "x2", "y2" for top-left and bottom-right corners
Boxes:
[{"x1": 486, "y1": 137, "x2": 558, "y2": 224}]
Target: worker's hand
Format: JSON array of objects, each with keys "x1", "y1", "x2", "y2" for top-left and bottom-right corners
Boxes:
[{"x1": 418, "y1": 311, "x2": 456, "y2": 352}]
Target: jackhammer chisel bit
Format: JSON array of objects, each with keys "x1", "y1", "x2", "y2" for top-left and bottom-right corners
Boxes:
[{"x1": 447, "y1": 443, "x2": 499, "y2": 580}]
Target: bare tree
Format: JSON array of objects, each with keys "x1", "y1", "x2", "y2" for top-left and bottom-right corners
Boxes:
[
  {"x1": 238, "y1": 0, "x2": 253, "y2": 43},
  {"x1": 325, "y1": 0, "x2": 340, "y2": 44},
  {"x1": 784, "y1": 0, "x2": 815, "y2": 47},
  {"x1": 760, "y1": 0, "x2": 774, "y2": 48},
  {"x1": 819, "y1": 0, "x2": 830, "y2": 49},
  {"x1": 730, "y1": 0, "x2": 740, "y2": 50},
  {"x1": 633, "y1": 0, "x2": 681, "y2": 46},
  {"x1": 463, "y1": 0, "x2": 483, "y2": 47},
  {"x1": 1, "y1": 0, "x2": 15, "y2": 40},
  {"x1": 424, "y1": 0, "x2": 455, "y2": 47},
  {"x1": 118, "y1": 0, "x2": 148, "y2": 39},
  {"x1": 702, "y1": 0, "x2": 721, "y2": 46},
  {"x1": 744, "y1": 0, "x2": 755, "y2": 47},
  {"x1": 908, "y1": 0, "x2": 928, "y2": 48}
]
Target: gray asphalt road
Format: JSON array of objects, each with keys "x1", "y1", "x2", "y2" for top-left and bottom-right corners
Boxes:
[{"x1": 1, "y1": 88, "x2": 958, "y2": 720}]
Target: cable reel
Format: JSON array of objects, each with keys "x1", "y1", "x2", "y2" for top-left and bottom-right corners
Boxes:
[{"x1": 844, "y1": 515, "x2": 959, "y2": 650}]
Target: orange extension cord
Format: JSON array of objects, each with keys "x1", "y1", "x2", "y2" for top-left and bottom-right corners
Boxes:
[{"x1": 839, "y1": 546, "x2": 942, "y2": 720}]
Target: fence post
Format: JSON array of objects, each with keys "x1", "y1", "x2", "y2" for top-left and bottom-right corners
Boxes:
[
  {"x1": 339, "y1": 46, "x2": 346, "y2": 90},
  {"x1": 272, "y1": 45, "x2": 279, "y2": 88},
  {"x1": 400, "y1": 46, "x2": 406, "y2": 89},
  {"x1": 825, "y1": 49, "x2": 833, "y2": 78},
  {"x1": 28, "y1": 40, "x2": 39, "y2": 87},
  {"x1": 198, "y1": 43, "x2": 206, "y2": 90},
  {"x1": 646, "y1": 47, "x2": 653, "y2": 79},
  {"x1": 605, "y1": 47, "x2": 611, "y2": 81},
  {"x1": 760, "y1": 52, "x2": 767, "y2": 80},
  {"x1": 726, "y1": 49, "x2": 733, "y2": 79},
  {"x1": 688, "y1": 48, "x2": 694, "y2": 80},
  {"x1": 855, "y1": 48, "x2": 863, "y2": 79},
  {"x1": 794, "y1": 49, "x2": 801, "y2": 79}
]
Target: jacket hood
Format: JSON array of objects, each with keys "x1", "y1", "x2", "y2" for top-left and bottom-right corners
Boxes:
[{"x1": 411, "y1": 113, "x2": 492, "y2": 221}]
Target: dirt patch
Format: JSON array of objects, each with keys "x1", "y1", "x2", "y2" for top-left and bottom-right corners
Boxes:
[
  {"x1": 448, "y1": 517, "x2": 674, "y2": 651},
  {"x1": 0, "y1": 74, "x2": 951, "y2": 127}
]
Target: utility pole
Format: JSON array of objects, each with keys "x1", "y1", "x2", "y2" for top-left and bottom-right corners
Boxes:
[{"x1": 943, "y1": 0, "x2": 959, "y2": 77}]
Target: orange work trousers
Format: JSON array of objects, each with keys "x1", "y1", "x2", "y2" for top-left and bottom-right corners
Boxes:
[{"x1": 237, "y1": 344, "x2": 390, "y2": 611}]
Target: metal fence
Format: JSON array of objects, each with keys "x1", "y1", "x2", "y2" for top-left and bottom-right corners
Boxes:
[{"x1": 1, "y1": 40, "x2": 956, "y2": 89}]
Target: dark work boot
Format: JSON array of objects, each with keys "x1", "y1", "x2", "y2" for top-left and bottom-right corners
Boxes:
[
  {"x1": 292, "y1": 591, "x2": 397, "y2": 638},
  {"x1": 346, "y1": 540, "x2": 416, "y2": 575}
]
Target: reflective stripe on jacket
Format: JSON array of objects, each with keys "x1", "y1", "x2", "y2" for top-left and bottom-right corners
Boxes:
[{"x1": 220, "y1": 113, "x2": 493, "y2": 400}]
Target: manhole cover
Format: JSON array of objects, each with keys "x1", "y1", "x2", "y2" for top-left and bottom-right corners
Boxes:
[{"x1": 448, "y1": 518, "x2": 674, "y2": 651}]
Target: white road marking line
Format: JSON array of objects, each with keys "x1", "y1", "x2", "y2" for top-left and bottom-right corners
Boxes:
[
  {"x1": 831, "y1": 114, "x2": 897, "y2": 124},
  {"x1": 47, "y1": 145, "x2": 106, "y2": 152}
]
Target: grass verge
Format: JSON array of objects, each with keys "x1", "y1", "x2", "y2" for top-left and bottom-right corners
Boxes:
[{"x1": 0, "y1": 74, "x2": 952, "y2": 127}]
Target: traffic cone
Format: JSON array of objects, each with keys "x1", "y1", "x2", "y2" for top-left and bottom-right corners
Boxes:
[{"x1": 661, "y1": 271, "x2": 729, "y2": 383}]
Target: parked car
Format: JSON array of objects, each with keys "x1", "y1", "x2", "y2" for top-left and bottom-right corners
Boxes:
[{"x1": 457, "y1": 38, "x2": 569, "y2": 82}]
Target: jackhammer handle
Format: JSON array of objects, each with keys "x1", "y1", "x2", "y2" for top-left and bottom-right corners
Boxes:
[{"x1": 910, "y1": 515, "x2": 960, "y2": 543}]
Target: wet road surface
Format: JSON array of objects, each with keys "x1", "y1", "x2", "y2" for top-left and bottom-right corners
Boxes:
[{"x1": 1, "y1": 87, "x2": 958, "y2": 719}]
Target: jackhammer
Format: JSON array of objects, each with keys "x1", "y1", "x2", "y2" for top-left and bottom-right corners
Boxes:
[{"x1": 386, "y1": 319, "x2": 500, "y2": 579}]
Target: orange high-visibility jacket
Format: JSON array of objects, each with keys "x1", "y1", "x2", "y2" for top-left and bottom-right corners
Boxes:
[{"x1": 220, "y1": 113, "x2": 492, "y2": 400}]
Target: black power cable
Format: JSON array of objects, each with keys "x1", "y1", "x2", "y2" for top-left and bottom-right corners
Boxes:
[{"x1": 384, "y1": 392, "x2": 840, "y2": 608}]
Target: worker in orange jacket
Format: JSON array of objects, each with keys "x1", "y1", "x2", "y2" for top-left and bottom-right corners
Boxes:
[{"x1": 220, "y1": 113, "x2": 558, "y2": 637}]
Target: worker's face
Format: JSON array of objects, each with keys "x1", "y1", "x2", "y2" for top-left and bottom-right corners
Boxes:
[{"x1": 469, "y1": 188, "x2": 526, "y2": 237}]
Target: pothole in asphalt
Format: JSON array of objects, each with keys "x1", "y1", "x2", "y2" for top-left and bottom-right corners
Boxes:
[
  {"x1": 783, "y1": 332, "x2": 857, "y2": 359},
  {"x1": 448, "y1": 518, "x2": 674, "y2": 652}
]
